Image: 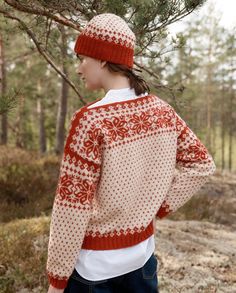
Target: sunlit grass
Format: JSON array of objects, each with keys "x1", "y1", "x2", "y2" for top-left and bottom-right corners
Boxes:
[{"x1": 0, "y1": 216, "x2": 50, "y2": 293}]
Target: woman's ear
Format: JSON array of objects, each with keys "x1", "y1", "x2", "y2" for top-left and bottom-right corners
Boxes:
[{"x1": 100, "y1": 60, "x2": 107, "y2": 68}]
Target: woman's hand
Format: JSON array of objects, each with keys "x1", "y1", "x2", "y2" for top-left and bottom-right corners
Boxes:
[{"x1": 47, "y1": 284, "x2": 65, "y2": 293}]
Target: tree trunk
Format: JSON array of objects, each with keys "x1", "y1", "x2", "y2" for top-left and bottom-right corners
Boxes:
[
  {"x1": 228, "y1": 41, "x2": 235, "y2": 172},
  {"x1": 37, "y1": 81, "x2": 47, "y2": 153},
  {"x1": 220, "y1": 82, "x2": 225, "y2": 171},
  {"x1": 228, "y1": 113, "x2": 233, "y2": 171},
  {"x1": 55, "y1": 25, "x2": 68, "y2": 155},
  {"x1": 0, "y1": 34, "x2": 8, "y2": 145},
  {"x1": 37, "y1": 97, "x2": 47, "y2": 153},
  {"x1": 37, "y1": 98, "x2": 46, "y2": 153},
  {"x1": 228, "y1": 87, "x2": 233, "y2": 172},
  {"x1": 15, "y1": 95, "x2": 24, "y2": 148},
  {"x1": 205, "y1": 31, "x2": 215, "y2": 154},
  {"x1": 206, "y1": 64, "x2": 212, "y2": 153}
]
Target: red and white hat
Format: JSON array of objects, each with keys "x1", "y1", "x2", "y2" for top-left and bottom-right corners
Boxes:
[{"x1": 74, "y1": 13, "x2": 136, "y2": 68}]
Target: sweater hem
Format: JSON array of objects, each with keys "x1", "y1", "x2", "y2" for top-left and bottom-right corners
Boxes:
[{"x1": 81, "y1": 220, "x2": 154, "y2": 250}]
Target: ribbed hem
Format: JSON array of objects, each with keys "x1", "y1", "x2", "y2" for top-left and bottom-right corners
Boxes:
[
  {"x1": 47, "y1": 273, "x2": 68, "y2": 289},
  {"x1": 74, "y1": 34, "x2": 134, "y2": 68},
  {"x1": 81, "y1": 220, "x2": 154, "y2": 249}
]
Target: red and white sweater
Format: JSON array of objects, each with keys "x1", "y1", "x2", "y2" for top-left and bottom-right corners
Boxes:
[{"x1": 46, "y1": 93, "x2": 216, "y2": 288}]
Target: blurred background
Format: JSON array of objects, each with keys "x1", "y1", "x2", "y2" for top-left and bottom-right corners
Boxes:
[{"x1": 0, "y1": 0, "x2": 235, "y2": 292}]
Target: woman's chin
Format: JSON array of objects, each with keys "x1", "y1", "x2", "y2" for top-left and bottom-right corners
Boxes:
[{"x1": 85, "y1": 83, "x2": 100, "y2": 91}]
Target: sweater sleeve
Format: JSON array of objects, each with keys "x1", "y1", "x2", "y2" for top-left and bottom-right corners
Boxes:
[
  {"x1": 46, "y1": 109, "x2": 103, "y2": 289},
  {"x1": 156, "y1": 110, "x2": 216, "y2": 219}
]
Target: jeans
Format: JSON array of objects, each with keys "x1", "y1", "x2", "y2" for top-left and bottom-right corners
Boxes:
[{"x1": 64, "y1": 253, "x2": 159, "y2": 293}]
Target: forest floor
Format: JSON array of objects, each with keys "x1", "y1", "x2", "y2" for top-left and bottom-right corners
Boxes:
[
  {"x1": 155, "y1": 220, "x2": 236, "y2": 292},
  {"x1": 0, "y1": 167, "x2": 236, "y2": 293},
  {"x1": 156, "y1": 172, "x2": 236, "y2": 293}
]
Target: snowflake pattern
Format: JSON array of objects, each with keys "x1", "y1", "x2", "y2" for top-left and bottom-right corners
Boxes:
[
  {"x1": 176, "y1": 116, "x2": 208, "y2": 162},
  {"x1": 102, "y1": 116, "x2": 128, "y2": 141},
  {"x1": 56, "y1": 173, "x2": 96, "y2": 206},
  {"x1": 129, "y1": 111, "x2": 152, "y2": 134},
  {"x1": 83, "y1": 128, "x2": 103, "y2": 160}
]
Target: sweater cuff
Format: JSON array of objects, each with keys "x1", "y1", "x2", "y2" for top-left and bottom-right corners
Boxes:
[
  {"x1": 156, "y1": 208, "x2": 168, "y2": 219},
  {"x1": 156, "y1": 200, "x2": 172, "y2": 219},
  {"x1": 48, "y1": 273, "x2": 68, "y2": 289}
]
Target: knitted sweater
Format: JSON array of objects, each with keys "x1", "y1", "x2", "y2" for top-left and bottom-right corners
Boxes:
[
  {"x1": 75, "y1": 88, "x2": 156, "y2": 281},
  {"x1": 46, "y1": 93, "x2": 216, "y2": 289}
]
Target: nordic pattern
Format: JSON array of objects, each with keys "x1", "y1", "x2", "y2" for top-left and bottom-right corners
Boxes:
[{"x1": 47, "y1": 94, "x2": 216, "y2": 289}]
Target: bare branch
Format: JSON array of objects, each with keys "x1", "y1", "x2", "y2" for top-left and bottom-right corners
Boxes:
[
  {"x1": 150, "y1": 81, "x2": 181, "y2": 112},
  {"x1": 134, "y1": 60, "x2": 183, "y2": 112},
  {"x1": 149, "y1": 8, "x2": 197, "y2": 33},
  {"x1": 135, "y1": 33, "x2": 157, "y2": 56},
  {"x1": 134, "y1": 60, "x2": 161, "y2": 80},
  {"x1": 0, "y1": 8, "x2": 86, "y2": 105},
  {"x1": 4, "y1": 0, "x2": 82, "y2": 31},
  {"x1": 45, "y1": 17, "x2": 53, "y2": 50}
]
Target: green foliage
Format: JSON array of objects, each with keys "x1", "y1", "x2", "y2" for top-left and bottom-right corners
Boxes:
[
  {"x1": 0, "y1": 90, "x2": 18, "y2": 115},
  {"x1": 0, "y1": 0, "x2": 209, "y2": 152},
  {"x1": 184, "y1": 0, "x2": 205, "y2": 11},
  {"x1": 172, "y1": 33, "x2": 186, "y2": 48},
  {"x1": 103, "y1": 0, "x2": 129, "y2": 15},
  {"x1": 0, "y1": 0, "x2": 235, "y2": 170},
  {"x1": 163, "y1": 7, "x2": 236, "y2": 170}
]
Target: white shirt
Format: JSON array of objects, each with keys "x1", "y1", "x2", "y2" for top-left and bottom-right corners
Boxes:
[{"x1": 75, "y1": 87, "x2": 156, "y2": 281}]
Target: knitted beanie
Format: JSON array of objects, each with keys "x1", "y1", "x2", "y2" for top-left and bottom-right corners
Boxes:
[{"x1": 74, "y1": 13, "x2": 136, "y2": 68}]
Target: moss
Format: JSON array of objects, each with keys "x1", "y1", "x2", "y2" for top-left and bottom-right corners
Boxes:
[{"x1": 0, "y1": 216, "x2": 50, "y2": 292}]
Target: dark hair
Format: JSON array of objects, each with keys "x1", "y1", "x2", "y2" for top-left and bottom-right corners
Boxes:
[{"x1": 105, "y1": 62, "x2": 150, "y2": 96}]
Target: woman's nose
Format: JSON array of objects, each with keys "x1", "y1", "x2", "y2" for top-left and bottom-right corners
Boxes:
[
  {"x1": 76, "y1": 68, "x2": 81, "y2": 75},
  {"x1": 76, "y1": 64, "x2": 82, "y2": 75}
]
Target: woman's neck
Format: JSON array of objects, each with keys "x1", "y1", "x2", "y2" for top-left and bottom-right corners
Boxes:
[{"x1": 102, "y1": 73, "x2": 130, "y2": 93}]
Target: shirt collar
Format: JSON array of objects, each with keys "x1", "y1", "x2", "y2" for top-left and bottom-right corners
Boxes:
[
  {"x1": 102, "y1": 87, "x2": 137, "y2": 101},
  {"x1": 102, "y1": 87, "x2": 149, "y2": 103}
]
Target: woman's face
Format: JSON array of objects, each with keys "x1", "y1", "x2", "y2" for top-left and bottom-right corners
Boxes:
[{"x1": 76, "y1": 55, "x2": 105, "y2": 91}]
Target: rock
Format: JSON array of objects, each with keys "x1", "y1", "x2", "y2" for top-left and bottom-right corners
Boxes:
[{"x1": 154, "y1": 219, "x2": 236, "y2": 292}]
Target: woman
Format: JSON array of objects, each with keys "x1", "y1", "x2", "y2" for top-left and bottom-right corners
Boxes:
[{"x1": 46, "y1": 13, "x2": 216, "y2": 293}]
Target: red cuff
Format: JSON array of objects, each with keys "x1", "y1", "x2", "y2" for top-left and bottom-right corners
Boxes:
[
  {"x1": 48, "y1": 273, "x2": 68, "y2": 289},
  {"x1": 156, "y1": 201, "x2": 172, "y2": 219},
  {"x1": 156, "y1": 207, "x2": 170, "y2": 219}
]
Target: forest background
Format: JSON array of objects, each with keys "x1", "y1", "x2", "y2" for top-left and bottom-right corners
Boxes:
[{"x1": 0, "y1": 0, "x2": 236, "y2": 292}]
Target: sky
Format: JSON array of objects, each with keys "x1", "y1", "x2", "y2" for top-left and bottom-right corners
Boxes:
[
  {"x1": 168, "y1": 0, "x2": 236, "y2": 34},
  {"x1": 213, "y1": 0, "x2": 236, "y2": 28}
]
